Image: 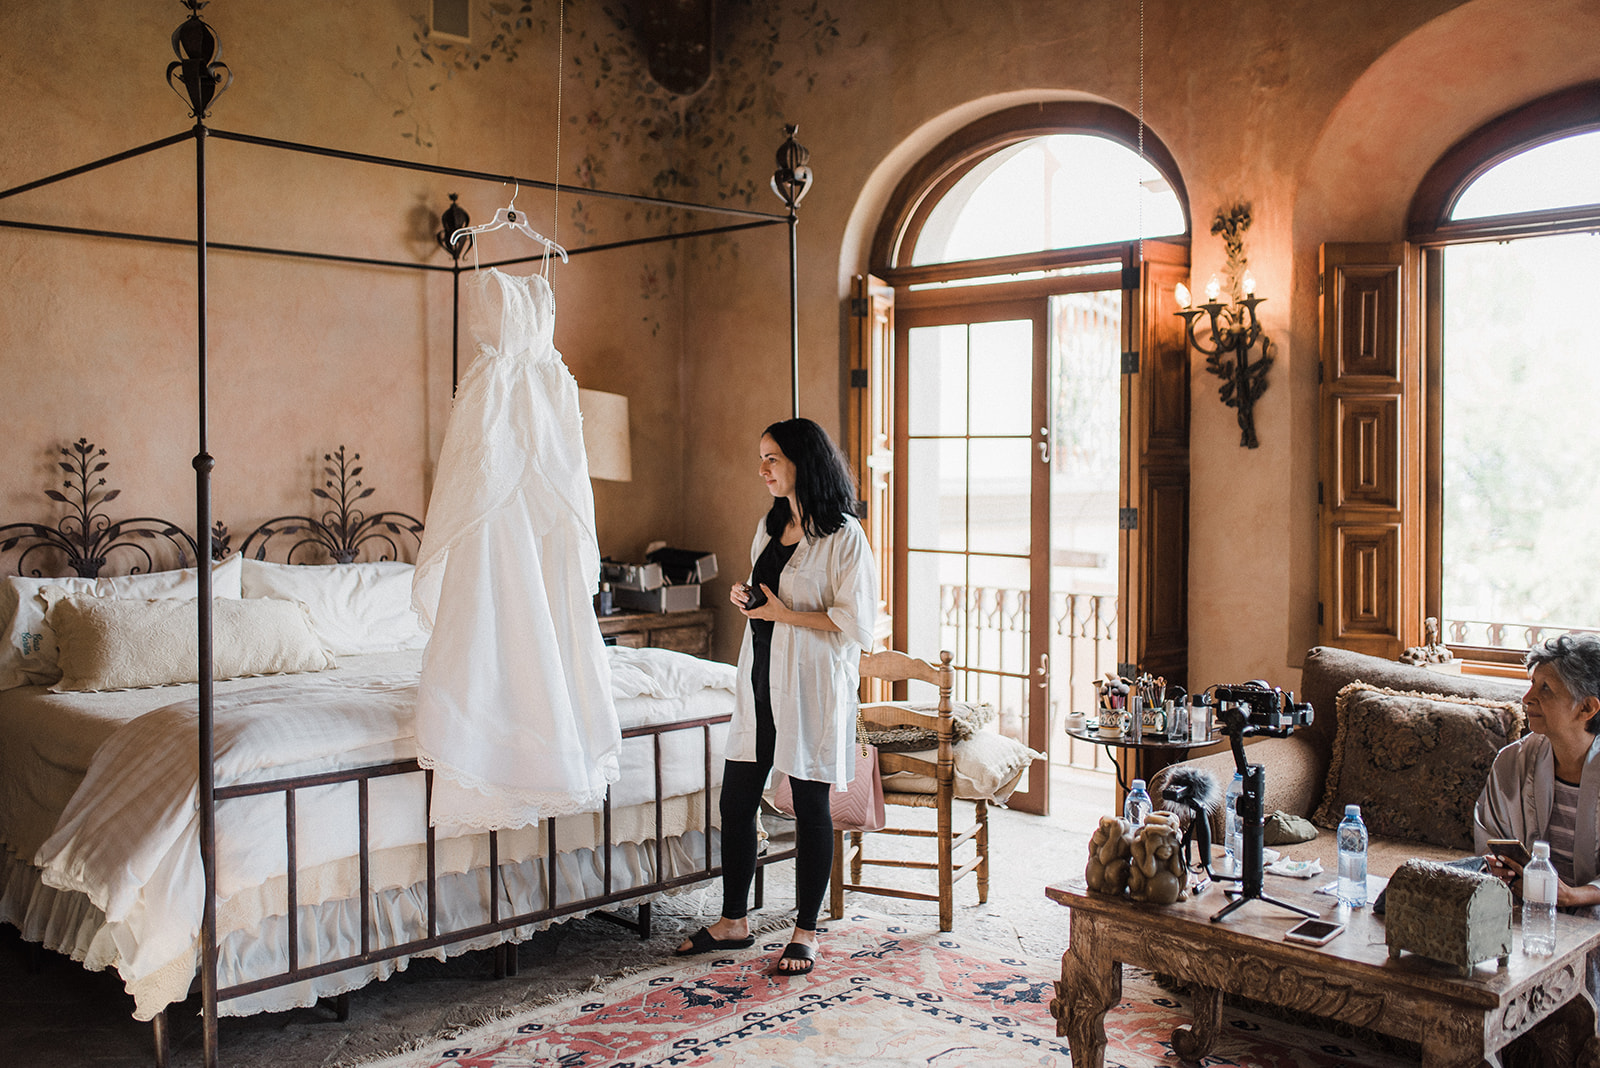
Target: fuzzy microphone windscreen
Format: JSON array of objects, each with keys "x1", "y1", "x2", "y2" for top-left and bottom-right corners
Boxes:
[{"x1": 1157, "y1": 766, "x2": 1222, "y2": 826}]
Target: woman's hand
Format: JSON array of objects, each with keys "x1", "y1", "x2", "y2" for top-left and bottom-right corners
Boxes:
[
  {"x1": 1484, "y1": 853, "x2": 1524, "y2": 897},
  {"x1": 729, "y1": 583, "x2": 751, "y2": 610},
  {"x1": 740, "y1": 584, "x2": 787, "y2": 623}
]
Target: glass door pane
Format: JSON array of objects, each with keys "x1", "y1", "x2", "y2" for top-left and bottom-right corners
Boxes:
[
  {"x1": 1047, "y1": 291, "x2": 1122, "y2": 773},
  {"x1": 903, "y1": 314, "x2": 1042, "y2": 798}
]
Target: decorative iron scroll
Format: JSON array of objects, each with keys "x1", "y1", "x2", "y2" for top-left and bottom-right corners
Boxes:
[
  {"x1": 239, "y1": 446, "x2": 423, "y2": 564},
  {"x1": 0, "y1": 439, "x2": 197, "y2": 578}
]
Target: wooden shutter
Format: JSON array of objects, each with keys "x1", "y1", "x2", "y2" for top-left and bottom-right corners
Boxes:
[
  {"x1": 1119, "y1": 241, "x2": 1190, "y2": 691},
  {"x1": 848, "y1": 274, "x2": 895, "y2": 664},
  {"x1": 1318, "y1": 243, "x2": 1422, "y2": 657}
]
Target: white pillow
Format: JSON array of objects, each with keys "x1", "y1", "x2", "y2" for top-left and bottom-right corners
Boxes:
[
  {"x1": 240, "y1": 558, "x2": 427, "y2": 656},
  {"x1": 46, "y1": 592, "x2": 335, "y2": 692},
  {"x1": 880, "y1": 730, "x2": 1044, "y2": 805},
  {"x1": 0, "y1": 554, "x2": 243, "y2": 689}
]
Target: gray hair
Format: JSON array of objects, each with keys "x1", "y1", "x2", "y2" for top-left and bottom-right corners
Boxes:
[{"x1": 1525, "y1": 633, "x2": 1600, "y2": 733}]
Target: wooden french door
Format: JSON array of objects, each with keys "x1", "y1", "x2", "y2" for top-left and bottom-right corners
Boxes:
[
  {"x1": 893, "y1": 296, "x2": 1053, "y2": 813},
  {"x1": 859, "y1": 242, "x2": 1188, "y2": 818}
]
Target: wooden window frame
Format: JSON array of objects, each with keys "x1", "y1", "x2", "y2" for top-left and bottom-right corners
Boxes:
[{"x1": 1351, "y1": 80, "x2": 1600, "y2": 666}]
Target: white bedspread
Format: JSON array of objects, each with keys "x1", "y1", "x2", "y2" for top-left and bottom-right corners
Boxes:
[{"x1": 19, "y1": 644, "x2": 735, "y2": 1019}]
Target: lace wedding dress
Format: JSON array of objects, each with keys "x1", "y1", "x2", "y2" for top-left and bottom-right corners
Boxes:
[{"x1": 412, "y1": 267, "x2": 621, "y2": 830}]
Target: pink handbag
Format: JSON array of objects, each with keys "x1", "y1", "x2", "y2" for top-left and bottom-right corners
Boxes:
[{"x1": 773, "y1": 743, "x2": 887, "y2": 832}]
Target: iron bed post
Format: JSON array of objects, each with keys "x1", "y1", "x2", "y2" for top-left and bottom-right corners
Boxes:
[
  {"x1": 787, "y1": 208, "x2": 800, "y2": 419},
  {"x1": 193, "y1": 117, "x2": 222, "y2": 1068}
]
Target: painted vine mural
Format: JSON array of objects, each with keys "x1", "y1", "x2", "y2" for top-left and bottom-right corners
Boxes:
[{"x1": 351, "y1": 0, "x2": 844, "y2": 328}]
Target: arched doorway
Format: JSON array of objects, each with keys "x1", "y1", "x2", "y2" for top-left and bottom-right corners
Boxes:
[{"x1": 852, "y1": 102, "x2": 1191, "y2": 815}]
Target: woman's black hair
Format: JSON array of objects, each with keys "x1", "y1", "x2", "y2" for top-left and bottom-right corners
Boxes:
[{"x1": 761, "y1": 418, "x2": 859, "y2": 539}]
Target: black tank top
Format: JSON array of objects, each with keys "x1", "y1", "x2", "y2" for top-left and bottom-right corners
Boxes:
[{"x1": 749, "y1": 535, "x2": 799, "y2": 707}]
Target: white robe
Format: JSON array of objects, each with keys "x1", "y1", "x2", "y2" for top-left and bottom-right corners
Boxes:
[
  {"x1": 411, "y1": 268, "x2": 621, "y2": 831},
  {"x1": 727, "y1": 515, "x2": 877, "y2": 786}
]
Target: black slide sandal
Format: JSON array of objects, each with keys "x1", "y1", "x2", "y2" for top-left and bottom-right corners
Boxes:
[
  {"x1": 674, "y1": 926, "x2": 756, "y2": 956},
  {"x1": 770, "y1": 941, "x2": 816, "y2": 976}
]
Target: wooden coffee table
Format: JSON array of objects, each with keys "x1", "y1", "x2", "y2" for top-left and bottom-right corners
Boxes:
[{"x1": 1046, "y1": 876, "x2": 1600, "y2": 1067}]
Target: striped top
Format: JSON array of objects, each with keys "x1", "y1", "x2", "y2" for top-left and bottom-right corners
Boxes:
[{"x1": 1547, "y1": 777, "x2": 1581, "y2": 886}]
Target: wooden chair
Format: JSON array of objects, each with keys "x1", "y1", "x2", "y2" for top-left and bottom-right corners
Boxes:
[{"x1": 829, "y1": 649, "x2": 989, "y2": 932}]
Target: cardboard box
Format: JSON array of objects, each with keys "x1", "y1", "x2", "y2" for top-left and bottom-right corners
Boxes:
[
  {"x1": 646, "y1": 547, "x2": 719, "y2": 585},
  {"x1": 601, "y1": 561, "x2": 664, "y2": 592},
  {"x1": 614, "y1": 583, "x2": 701, "y2": 613}
]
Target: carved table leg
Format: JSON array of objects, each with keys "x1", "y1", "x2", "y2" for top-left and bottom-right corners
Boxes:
[
  {"x1": 1419, "y1": 1012, "x2": 1499, "y2": 1068},
  {"x1": 1172, "y1": 984, "x2": 1222, "y2": 1061},
  {"x1": 1048, "y1": 913, "x2": 1121, "y2": 1068}
]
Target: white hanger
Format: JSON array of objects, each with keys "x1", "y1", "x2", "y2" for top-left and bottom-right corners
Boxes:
[{"x1": 451, "y1": 183, "x2": 569, "y2": 263}]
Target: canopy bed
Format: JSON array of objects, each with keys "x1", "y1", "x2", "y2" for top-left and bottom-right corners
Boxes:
[{"x1": 0, "y1": 4, "x2": 815, "y2": 1066}]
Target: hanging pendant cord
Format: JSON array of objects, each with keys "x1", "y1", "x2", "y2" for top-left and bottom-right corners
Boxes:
[
  {"x1": 1137, "y1": 0, "x2": 1145, "y2": 264},
  {"x1": 553, "y1": 0, "x2": 564, "y2": 259}
]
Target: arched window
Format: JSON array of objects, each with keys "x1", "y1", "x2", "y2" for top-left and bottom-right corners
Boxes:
[
  {"x1": 1322, "y1": 82, "x2": 1600, "y2": 662},
  {"x1": 854, "y1": 103, "x2": 1190, "y2": 814}
]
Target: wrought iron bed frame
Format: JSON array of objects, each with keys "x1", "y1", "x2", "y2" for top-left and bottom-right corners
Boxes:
[{"x1": 0, "y1": 5, "x2": 814, "y2": 1065}]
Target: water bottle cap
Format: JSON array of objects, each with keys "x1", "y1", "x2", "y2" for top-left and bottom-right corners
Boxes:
[
  {"x1": 1533, "y1": 840, "x2": 1551, "y2": 859},
  {"x1": 1345, "y1": 804, "x2": 1361, "y2": 818},
  {"x1": 1131, "y1": 779, "x2": 1145, "y2": 790}
]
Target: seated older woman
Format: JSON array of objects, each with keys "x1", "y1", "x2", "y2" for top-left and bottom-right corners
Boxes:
[
  {"x1": 1473, "y1": 633, "x2": 1600, "y2": 1052},
  {"x1": 1474, "y1": 633, "x2": 1600, "y2": 910}
]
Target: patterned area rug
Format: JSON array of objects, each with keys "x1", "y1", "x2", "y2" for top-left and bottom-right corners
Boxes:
[{"x1": 357, "y1": 911, "x2": 1416, "y2": 1068}]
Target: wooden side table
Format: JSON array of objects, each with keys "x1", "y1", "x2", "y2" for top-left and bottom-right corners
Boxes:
[
  {"x1": 1045, "y1": 876, "x2": 1600, "y2": 1067},
  {"x1": 597, "y1": 607, "x2": 714, "y2": 657}
]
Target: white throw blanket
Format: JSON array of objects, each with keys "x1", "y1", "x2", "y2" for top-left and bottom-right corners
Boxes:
[{"x1": 32, "y1": 646, "x2": 734, "y2": 1019}]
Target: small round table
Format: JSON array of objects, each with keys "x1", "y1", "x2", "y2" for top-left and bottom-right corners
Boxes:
[{"x1": 1063, "y1": 724, "x2": 1223, "y2": 794}]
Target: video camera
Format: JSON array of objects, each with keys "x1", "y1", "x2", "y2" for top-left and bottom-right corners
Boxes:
[{"x1": 1212, "y1": 680, "x2": 1313, "y2": 735}]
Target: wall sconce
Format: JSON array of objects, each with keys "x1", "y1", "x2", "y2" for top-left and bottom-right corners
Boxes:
[
  {"x1": 578, "y1": 389, "x2": 633, "y2": 482},
  {"x1": 435, "y1": 193, "x2": 472, "y2": 262},
  {"x1": 1177, "y1": 205, "x2": 1274, "y2": 449}
]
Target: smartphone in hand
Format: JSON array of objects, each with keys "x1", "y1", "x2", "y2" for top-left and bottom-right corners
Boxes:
[
  {"x1": 742, "y1": 582, "x2": 768, "y2": 610},
  {"x1": 1487, "y1": 839, "x2": 1531, "y2": 867}
]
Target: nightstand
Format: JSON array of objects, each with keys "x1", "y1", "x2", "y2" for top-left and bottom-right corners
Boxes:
[{"x1": 596, "y1": 608, "x2": 714, "y2": 657}]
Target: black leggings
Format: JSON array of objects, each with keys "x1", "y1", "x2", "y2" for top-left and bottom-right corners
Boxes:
[{"x1": 719, "y1": 697, "x2": 833, "y2": 930}]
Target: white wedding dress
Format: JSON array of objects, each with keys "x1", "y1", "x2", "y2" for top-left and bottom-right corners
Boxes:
[{"x1": 412, "y1": 267, "x2": 621, "y2": 830}]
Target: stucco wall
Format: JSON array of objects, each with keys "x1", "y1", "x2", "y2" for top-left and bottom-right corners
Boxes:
[{"x1": 5, "y1": 0, "x2": 1598, "y2": 700}]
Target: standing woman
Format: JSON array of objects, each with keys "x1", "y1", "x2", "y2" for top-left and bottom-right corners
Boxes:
[{"x1": 676, "y1": 418, "x2": 877, "y2": 975}]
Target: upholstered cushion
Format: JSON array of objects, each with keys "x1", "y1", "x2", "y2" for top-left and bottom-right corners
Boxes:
[
  {"x1": 881, "y1": 730, "x2": 1043, "y2": 804},
  {"x1": 1311, "y1": 682, "x2": 1524, "y2": 851},
  {"x1": 45, "y1": 593, "x2": 335, "y2": 692},
  {"x1": 0, "y1": 555, "x2": 244, "y2": 689},
  {"x1": 240, "y1": 558, "x2": 426, "y2": 655},
  {"x1": 857, "y1": 700, "x2": 994, "y2": 751}
]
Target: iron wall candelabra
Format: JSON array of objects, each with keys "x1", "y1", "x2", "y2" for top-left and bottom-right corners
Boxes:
[{"x1": 1176, "y1": 284, "x2": 1272, "y2": 449}]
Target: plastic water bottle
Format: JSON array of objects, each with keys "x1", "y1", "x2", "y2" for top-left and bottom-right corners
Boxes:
[
  {"x1": 1337, "y1": 804, "x2": 1369, "y2": 907},
  {"x1": 1123, "y1": 779, "x2": 1153, "y2": 826},
  {"x1": 1522, "y1": 840, "x2": 1558, "y2": 957},
  {"x1": 1223, "y1": 772, "x2": 1243, "y2": 876}
]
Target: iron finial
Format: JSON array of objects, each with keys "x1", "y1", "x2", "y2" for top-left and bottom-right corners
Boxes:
[
  {"x1": 167, "y1": 0, "x2": 232, "y2": 119},
  {"x1": 771, "y1": 124, "x2": 813, "y2": 211}
]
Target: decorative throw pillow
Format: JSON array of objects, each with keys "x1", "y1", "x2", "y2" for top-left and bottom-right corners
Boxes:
[
  {"x1": 45, "y1": 593, "x2": 335, "y2": 692},
  {"x1": 880, "y1": 729, "x2": 1043, "y2": 804},
  {"x1": 240, "y1": 558, "x2": 427, "y2": 656},
  {"x1": 0, "y1": 554, "x2": 243, "y2": 689},
  {"x1": 857, "y1": 701, "x2": 995, "y2": 751},
  {"x1": 1311, "y1": 682, "x2": 1524, "y2": 851}
]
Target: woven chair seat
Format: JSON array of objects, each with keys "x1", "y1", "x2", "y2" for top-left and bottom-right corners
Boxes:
[{"x1": 882, "y1": 790, "x2": 941, "y2": 808}]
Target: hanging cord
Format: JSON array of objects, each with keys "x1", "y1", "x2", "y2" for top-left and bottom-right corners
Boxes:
[
  {"x1": 550, "y1": 0, "x2": 564, "y2": 291},
  {"x1": 1137, "y1": 0, "x2": 1145, "y2": 264}
]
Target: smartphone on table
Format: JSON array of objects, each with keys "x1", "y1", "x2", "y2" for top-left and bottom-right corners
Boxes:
[{"x1": 1283, "y1": 918, "x2": 1345, "y2": 946}]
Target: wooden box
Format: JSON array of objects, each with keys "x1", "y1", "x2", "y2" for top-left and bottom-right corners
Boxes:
[{"x1": 1385, "y1": 858, "x2": 1512, "y2": 976}]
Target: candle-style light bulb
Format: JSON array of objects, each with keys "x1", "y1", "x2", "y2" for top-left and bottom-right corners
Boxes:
[
  {"x1": 1242, "y1": 271, "x2": 1256, "y2": 297},
  {"x1": 1175, "y1": 282, "x2": 1191, "y2": 309},
  {"x1": 1205, "y1": 274, "x2": 1221, "y2": 303}
]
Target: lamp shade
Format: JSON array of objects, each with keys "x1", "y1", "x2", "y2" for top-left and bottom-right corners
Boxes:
[{"x1": 578, "y1": 388, "x2": 633, "y2": 482}]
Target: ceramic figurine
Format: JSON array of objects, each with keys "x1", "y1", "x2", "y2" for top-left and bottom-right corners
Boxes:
[
  {"x1": 1086, "y1": 815, "x2": 1133, "y2": 895},
  {"x1": 1128, "y1": 811, "x2": 1188, "y2": 904}
]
